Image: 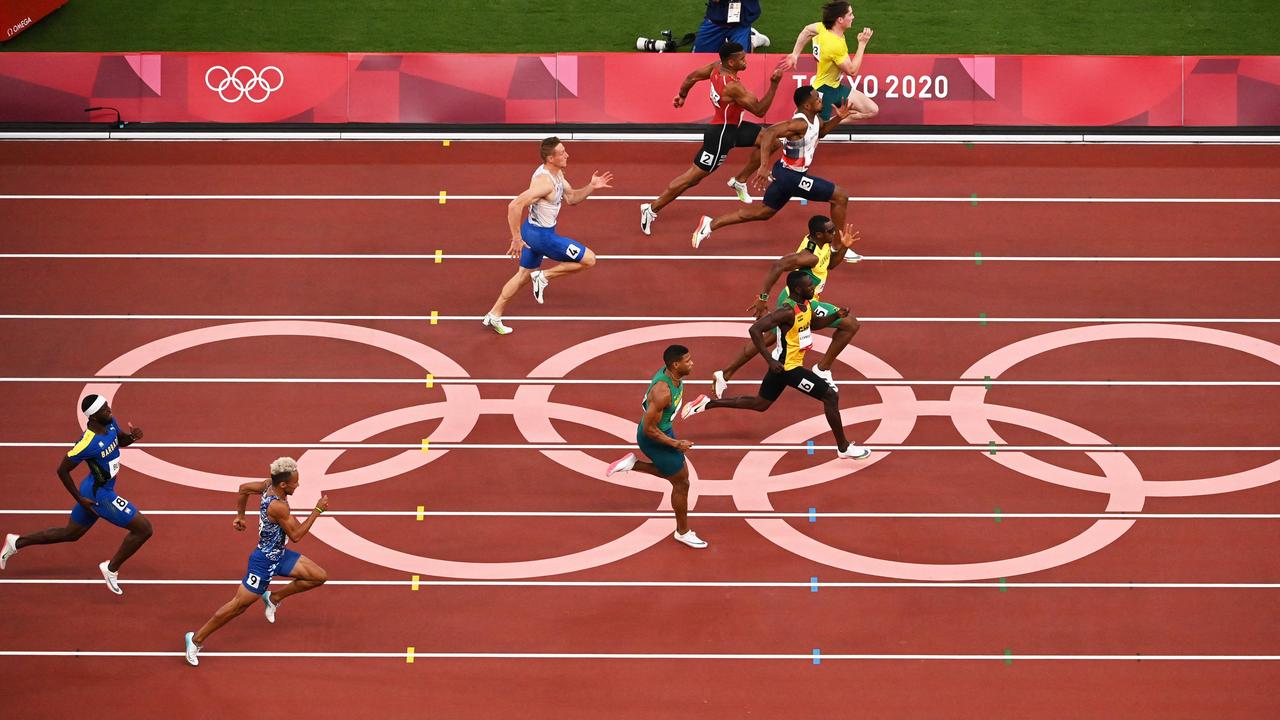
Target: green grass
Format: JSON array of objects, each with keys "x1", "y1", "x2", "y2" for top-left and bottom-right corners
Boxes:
[{"x1": 4, "y1": 1, "x2": 1278, "y2": 54}]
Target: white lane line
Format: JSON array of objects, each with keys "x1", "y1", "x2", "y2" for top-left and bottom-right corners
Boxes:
[
  {"x1": 2, "y1": 377, "x2": 1277, "y2": 387},
  {"x1": 0, "y1": 442, "x2": 1276, "y2": 451},
  {"x1": 0, "y1": 650, "x2": 1274, "y2": 661},
  {"x1": 2, "y1": 314, "x2": 1279, "y2": 323},
  {"x1": 2, "y1": 194, "x2": 1279, "y2": 203},
  {"x1": 2, "y1": 253, "x2": 1280, "y2": 263},
  {"x1": 0, "y1": 579, "x2": 1276, "y2": 589},
  {"x1": 1, "y1": 510, "x2": 1276, "y2": 520}
]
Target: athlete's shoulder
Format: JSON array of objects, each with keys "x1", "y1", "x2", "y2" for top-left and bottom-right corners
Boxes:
[{"x1": 66, "y1": 429, "x2": 95, "y2": 458}]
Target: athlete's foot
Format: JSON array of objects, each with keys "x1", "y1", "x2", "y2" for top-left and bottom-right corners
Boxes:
[
  {"x1": 812, "y1": 364, "x2": 838, "y2": 392},
  {"x1": 673, "y1": 529, "x2": 708, "y2": 549},
  {"x1": 482, "y1": 313, "x2": 513, "y2": 335},
  {"x1": 712, "y1": 370, "x2": 729, "y2": 399},
  {"x1": 691, "y1": 216, "x2": 713, "y2": 249},
  {"x1": 680, "y1": 394, "x2": 710, "y2": 419},
  {"x1": 530, "y1": 270, "x2": 549, "y2": 304},
  {"x1": 1, "y1": 533, "x2": 18, "y2": 570},
  {"x1": 262, "y1": 591, "x2": 279, "y2": 624},
  {"x1": 844, "y1": 248, "x2": 862, "y2": 262},
  {"x1": 640, "y1": 203, "x2": 658, "y2": 235},
  {"x1": 183, "y1": 632, "x2": 201, "y2": 667},
  {"x1": 606, "y1": 453, "x2": 637, "y2": 477},
  {"x1": 727, "y1": 177, "x2": 753, "y2": 204},
  {"x1": 99, "y1": 561, "x2": 123, "y2": 595},
  {"x1": 837, "y1": 444, "x2": 872, "y2": 461}
]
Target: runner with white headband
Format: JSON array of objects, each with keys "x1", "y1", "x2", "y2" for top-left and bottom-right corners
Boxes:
[{"x1": 1, "y1": 394, "x2": 151, "y2": 595}]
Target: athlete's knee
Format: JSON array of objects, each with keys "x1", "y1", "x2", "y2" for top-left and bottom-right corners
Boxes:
[
  {"x1": 751, "y1": 398, "x2": 774, "y2": 412},
  {"x1": 822, "y1": 392, "x2": 841, "y2": 409},
  {"x1": 313, "y1": 567, "x2": 329, "y2": 585},
  {"x1": 580, "y1": 250, "x2": 597, "y2": 268},
  {"x1": 669, "y1": 473, "x2": 690, "y2": 492},
  {"x1": 131, "y1": 516, "x2": 154, "y2": 540},
  {"x1": 65, "y1": 523, "x2": 89, "y2": 541},
  {"x1": 840, "y1": 318, "x2": 860, "y2": 335},
  {"x1": 831, "y1": 187, "x2": 849, "y2": 205}
]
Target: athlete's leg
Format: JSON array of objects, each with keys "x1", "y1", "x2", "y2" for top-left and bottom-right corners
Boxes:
[
  {"x1": 539, "y1": 248, "x2": 597, "y2": 280},
  {"x1": 106, "y1": 512, "x2": 153, "y2": 573},
  {"x1": 816, "y1": 318, "x2": 859, "y2": 372},
  {"x1": 847, "y1": 89, "x2": 879, "y2": 119},
  {"x1": 15, "y1": 518, "x2": 90, "y2": 549},
  {"x1": 192, "y1": 585, "x2": 261, "y2": 645},
  {"x1": 706, "y1": 394, "x2": 773, "y2": 412},
  {"x1": 830, "y1": 184, "x2": 849, "y2": 232},
  {"x1": 267, "y1": 555, "x2": 327, "y2": 605},
  {"x1": 487, "y1": 267, "x2": 535, "y2": 317},
  {"x1": 666, "y1": 465, "x2": 693, "y2": 535},
  {"x1": 710, "y1": 204, "x2": 778, "y2": 231},
  {"x1": 652, "y1": 166, "x2": 711, "y2": 213},
  {"x1": 820, "y1": 389, "x2": 851, "y2": 452}
]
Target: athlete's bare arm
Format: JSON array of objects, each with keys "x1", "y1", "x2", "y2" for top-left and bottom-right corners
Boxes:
[
  {"x1": 563, "y1": 171, "x2": 615, "y2": 205},
  {"x1": 641, "y1": 383, "x2": 693, "y2": 451},
  {"x1": 751, "y1": 118, "x2": 811, "y2": 184},
  {"x1": 722, "y1": 60, "x2": 787, "y2": 116},
  {"x1": 784, "y1": 23, "x2": 821, "y2": 69},
  {"x1": 268, "y1": 495, "x2": 330, "y2": 543},
  {"x1": 838, "y1": 27, "x2": 873, "y2": 77},
  {"x1": 505, "y1": 174, "x2": 556, "y2": 258},
  {"x1": 749, "y1": 251, "x2": 820, "y2": 317},
  {"x1": 750, "y1": 308, "x2": 796, "y2": 373},
  {"x1": 673, "y1": 62, "x2": 718, "y2": 108},
  {"x1": 812, "y1": 306, "x2": 850, "y2": 331},
  {"x1": 233, "y1": 479, "x2": 270, "y2": 531},
  {"x1": 819, "y1": 102, "x2": 855, "y2": 137},
  {"x1": 55, "y1": 456, "x2": 95, "y2": 512}
]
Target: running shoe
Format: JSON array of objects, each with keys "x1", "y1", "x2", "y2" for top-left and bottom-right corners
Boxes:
[
  {"x1": 262, "y1": 590, "x2": 278, "y2": 624},
  {"x1": 727, "y1": 177, "x2": 753, "y2": 204},
  {"x1": 482, "y1": 313, "x2": 513, "y2": 335},
  {"x1": 606, "y1": 453, "x2": 637, "y2": 477},
  {"x1": 750, "y1": 28, "x2": 771, "y2": 49},
  {"x1": 99, "y1": 560, "x2": 123, "y2": 595},
  {"x1": 812, "y1": 364, "x2": 838, "y2": 392},
  {"x1": 691, "y1": 216, "x2": 713, "y2": 249},
  {"x1": 712, "y1": 370, "x2": 729, "y2": 399},
  {"x1": 837, "y1": 444, "x2": 872, "y2": 461},
  {"x1": 1, "y1": 533, "x2": 18, "y2": 570},
  {"x1": 640, "y1": 203, "x2": 657, "y2": 235},
  {"x1": 673, "y1": 529, "x2": 709, "y2": 549},
  {"x1": 844, "y1": 248, "x2": 862, "y2": 263},
  {"x1": 680, "y1": 394, "x2": 710, "y2": 419},
  {"x1": 530, "y1": 270, "x2": 548, "y2": 304},
  {"x1": 183, "y1": 632, "x2": 201, "y2": 667}
]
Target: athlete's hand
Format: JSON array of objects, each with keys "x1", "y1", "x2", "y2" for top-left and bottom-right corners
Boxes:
[
  {"x1": 857, "y1": 27, "x2": 874, "y2": 45},
  {"x1": 782, "y1": 53, "x2": 800, "y2": 71},
  {"x1": 233, "y1": 516, "x2": 247, "y2": 531},
  {"x1": 674, "y1": 440, "x2": 694, "y2": 452},
  {"x1": 838, "y1": 224, "x2": 861, "y2": 248},
  {"x1": 673, "y1": 94, "x2": 687, "y2": 109},
  {"x1": 506, "y1": 236, "x2": 527, "y2": 259},
  {"x1": 127, "y1": 422, "x2": 143, "y2": 441},
  {"x1": 749, "y1": 298, "x2": 770, "y2": 319},
  {"x1": 76, "y1": 496, "x2": 97, "y2": 513},
  {"x1": 767, "y1": 358, "x2": 786, "y2": 374},
  {"x1": 834, "y1": 100, "x2": 854, "y2": 121},
  {"x1": 836, "y1": 307, "x2": 851, "y2": 319},
  {"x1": 751, "y1": 168, "x2": 773, "y2": 191},
  {"x1": 314, "y1": 495, "x2": 330, "y2": 513},
  {"x1": 770, "y1": 59, "x2": 787, "y2": 83},
  {"x1": 589, "y1": 171, "x2": 614, "y2": 190}
]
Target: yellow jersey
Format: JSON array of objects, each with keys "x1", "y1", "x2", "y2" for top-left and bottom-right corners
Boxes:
[
  {"x1": 796, "y1": 234, "x2": 832, "y2": 296},
  {"x1": 778, "y1": 298, "x2": 814, "y2": 371},
  {"x1": 813, "y1": 24, "x2": 850, "y2": 89}
]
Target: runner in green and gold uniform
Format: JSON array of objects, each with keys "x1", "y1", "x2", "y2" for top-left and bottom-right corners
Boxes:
[
  {"x1": 606, "y1": 345, "x2": 708, "y2": 549},
  {"x1": 713, "y1": 215, "x2": 861, "y2": 398},
  {"x1": 782, "y1": 1, "x2": 879, "y2": 121},
  {"x1": 682, "y1": 272, "x2": 870, "y2": 461}
]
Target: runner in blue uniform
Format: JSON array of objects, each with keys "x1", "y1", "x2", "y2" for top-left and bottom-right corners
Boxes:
[
  {"x1": 1, "y1": 394, "x2": 151, "y2": 595},
  {"x1": 184, "y1": 457, "x2": 329, "y2": 666}
]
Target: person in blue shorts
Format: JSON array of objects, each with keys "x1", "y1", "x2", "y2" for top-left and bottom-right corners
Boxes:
[
  {"x1": 482, "y1": 136, "x2": 614, "y2": 335},
  {"x1": 184, "y1": 457, "x2": 329, "y2": 666},
  {"x1": 693, "y1": 0, "x2": 765, "y2": 54},
  {"x1": 1, "y1": 394, "x2": 152, "y2": 595},
  {"x1": 605, "y1": 345, "x2": 708, "y2": 549}
]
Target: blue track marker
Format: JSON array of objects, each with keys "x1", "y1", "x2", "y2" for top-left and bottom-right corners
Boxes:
[
  {"x1": 806, "y1": 440, "x2": 815, "y2": 455},
  {"x1": 800, "y1": 198, "x2": 809, "y2": 206},
  {"x1": 812, "y1": 648, "x2": 822, "y2": 665},
  {"x1": 808, "y1": 507, "x2": 817, "y2": 523},
  {"x1": 811, "y1": 576, "x2": 819, "y2": 593}
]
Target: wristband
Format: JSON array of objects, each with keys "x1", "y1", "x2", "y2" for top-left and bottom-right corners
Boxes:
[
  {"x1": 758, "y1": 293, "x2": 769, "y2": 302},
  {"x1": 313, "y1": 507, "x2": 325, "y2": 514}
]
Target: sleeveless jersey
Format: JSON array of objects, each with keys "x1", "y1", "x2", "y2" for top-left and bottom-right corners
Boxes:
[
  {"x1": 709, "y1": 65, "x2": 745, "y2": 126},
  {"x1": 66, "y1": 419, "x2": 123, "y2": 492},
  {"x1": 777, "y1": 298, "x2": 814, "y2": 371},
  {"x1": 812, "y1": 24, "x2": 851, "y2": 89},
  {"x1": 528, "y1": 165, "x2": 565, "y2": 228},
  {"x1": 780, "y1": 112, "x2": 819, "y2": 172},
  {"x1": 641, "y1": 368, "x2": 684, "y2": 433},
  {"x1": 257, "y1": 492, "x2": 288, "y2": 562},
  {"x1": 796, "y1": 235, "x2": 832, "y2": 296}
]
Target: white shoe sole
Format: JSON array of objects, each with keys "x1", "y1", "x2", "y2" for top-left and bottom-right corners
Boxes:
[
  {"x1": 482, "y1": 315, "x2": 512, "y2": 335},
  {"x1": 640, "y1": 204, "x2": 655, "y2": 236},
  {"x1": 712, "y1": 371, "x2": 728, "y2": 399},
  {"x1": 673, "y1": 532, "x2": 708, "y2": 549},
  {"x1": 692, "y1": 217, "x2": 712, "y2": 249},
  {"x1": 99, "y1": 561, "x2": 123, "y2": 595},
  {"x1": 184, "y1": 632, "x2": 200, "y2": 667},
  {"x1": 0, "y1": 533, "x2": 17, "y2": 570}
]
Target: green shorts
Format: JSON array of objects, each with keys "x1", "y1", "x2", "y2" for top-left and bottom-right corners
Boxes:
[
  {"x1": 779, "y1": 288, "x2": 842, "y2": 327},
  {"x1": 636, "y1": 425, "x2": 686, "y2": 477},
  {"x1": 816, "y1": 83, "x2": 851, "y2": 121}
]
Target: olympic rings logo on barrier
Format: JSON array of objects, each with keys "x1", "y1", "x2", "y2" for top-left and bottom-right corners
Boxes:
[
  {"x1": 204, "y1": 65, "x2": 285, "y2": 104},
  {"x1": 80, "y1": 321, "x2": 1280, "y2": 581}
]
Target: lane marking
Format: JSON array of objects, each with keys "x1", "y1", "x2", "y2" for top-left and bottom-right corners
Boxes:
[
  {"x1": 1, "y1": 510, "x2": 1277, "y2": 520},
  {"x1": 3, "y1": 441, "x2": 1275, "y2": 451},
  {"x1": 2, "y1": 579, "x2": 1278, "y2": 589},
  {"x1": 3, "y1": 377, "x2": 1279, "y2": 387},
  {"x1": 4, "y1": 253, "x2": 1280, "y2": 263},
  {"x1": 3, "y1": 194, "x2": 1278, "y2": 204},
  {"x1": 4, "y1": 314, "x2": 1280, "y2": 323},
  {"x1": 0, "y1": 650, "x2": 1276, "y2": 661}
]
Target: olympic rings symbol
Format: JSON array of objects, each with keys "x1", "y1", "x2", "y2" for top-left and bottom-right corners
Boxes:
[
  {"x1": 80, "y1": 321, "x2": 1280, "y2": 580},
  {"x1": 204, "y1": 65, "x2": 285, "y2": 104}
]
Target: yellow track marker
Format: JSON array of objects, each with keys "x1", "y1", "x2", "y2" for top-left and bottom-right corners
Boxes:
[
  {"x1": 406, "y1": 646, "x2": 415, "y2": 663},
  {"x1": 429, "y1": 310, "x2": 439, "y2": 325},
  {"x1": 416, "y1": 505, "x2": 425, "y2": 521},
  {"x1": 434, "y1": 249, "x2": 443, "y2": 263},
  {"x1": 442, "y1": 140, "x2": 450, "y2": 147},
  {"x1": 420, "y1": 439, "x2": 430, "y2": 453},
  {"x1": 411, "y1": 574, "x2": 421, "y2": 590},
  {"x1": 438, "y1": 191, "x2": 447, "y2": 204},
  {"x1": 425, "y1": 374, "x2": 434, "y2": 388}
]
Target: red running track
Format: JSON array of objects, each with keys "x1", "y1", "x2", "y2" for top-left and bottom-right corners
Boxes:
[{"x1": 0, "y1": 140, "x2": 1279, "y2": 718}]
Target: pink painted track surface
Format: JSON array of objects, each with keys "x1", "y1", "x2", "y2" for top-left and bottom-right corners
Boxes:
[{"x1": 1, "y1": 140, "x2": 1280, "y2": 718}]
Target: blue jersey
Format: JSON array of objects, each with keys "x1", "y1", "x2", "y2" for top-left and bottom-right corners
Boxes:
[
  {"x1": 66, "y1": 419, "x2": 123, "y2": 492},
  {"x1": 257, "y1": 492, "x2": 288, "y2": 561}
]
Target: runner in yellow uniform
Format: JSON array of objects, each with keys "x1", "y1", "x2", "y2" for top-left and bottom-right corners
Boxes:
[{"x1": 783, "y1": 1, "x2": 879, "y2": 121}]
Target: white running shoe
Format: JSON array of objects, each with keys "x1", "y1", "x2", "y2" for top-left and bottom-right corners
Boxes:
[
  {"x1": 844, "y1": 248, "x2": 862, "y2": 262},
  {"x1": 262, "y1": 591, "x2": 279, "y2": 624},
  {"x1": 606, "y1": 453, "x2": 637, "y2": 477},
  {"x1": 99, "y1": 561, "x2": 123, "y2": 595},
  {"x1": 837, "y1": 444, "x2": 872, "y2": 461},
  {"x1": 482, "y1": 313, "x2": 513, "y2": 335},
  {"x1": 680, "y1": 394, "x2": 710, "y2": 419},
  {"x1": 812, "y1": 364, "x2": 838, "y2": 392},
  {"x1": 727, "y1": 177, "x2": 753, "y2": 204},
  {"x1": 750, "y1": 28, "x2": 771, "y2": 49},
  {"x1": 673, "y1": 529, "x2": 708, "y2": 549},
  {"x1": 184, "y1": 632, "x2": 201, "y2": 667},
  {"x1": 691, "y1": 216, "x2": 713, "y2": 249},
  {"x1": 712, "y1": 370, "x2": 729, "y2": 399},
  {"x1": 1, "y1": 533, "x2": 18, "y2": 570},
  {"x1": 530, "y1": 270, "x2": 548, "y2": 304},
  {"x1": 640, "y1": 203, "x2": 657, "y2": 235}
]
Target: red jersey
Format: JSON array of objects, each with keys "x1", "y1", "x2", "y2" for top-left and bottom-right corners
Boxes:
[{"x1": 709, "y1": 65, "x2": 745, "y2": 126}]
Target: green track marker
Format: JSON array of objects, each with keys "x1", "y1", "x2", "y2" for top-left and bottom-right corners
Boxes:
[
  {"x1": 979, "y1": 312, "x2": 988, "y2": 326},
  {"x1": 974, "y1": 251, "x2": 983, "y2": 265},
  {"x1": 970, "y1": 192, "x2": 979, "y2": 206},
  {"x1": 1004, "y1": 648, "x2": 1013, "y2": 665},
  {"x1": 994, "y1": 506, "x2": 1002, "y2": 522},
  {"x1": 965, "y1": 142, "x2": 974, "y2": 149},
  {"x1": 988, "y1": 441, "x2": 998, "y2": 456},
  {"x1": 983, "y1": 375, "x2": 992, "y2": 390},
  {"x1": 998, "y1": 577, "x2": 1008, "y2": 592}
]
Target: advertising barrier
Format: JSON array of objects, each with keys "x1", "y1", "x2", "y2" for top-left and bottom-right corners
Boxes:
[
  {"x1": 1, "y1": 51, "x2": 1277, "y2": 126},
  {"x1": 0, "y1": 0, "x2": 67, "y2": 43}
]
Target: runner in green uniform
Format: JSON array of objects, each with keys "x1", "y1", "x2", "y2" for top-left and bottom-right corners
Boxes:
[
  {"x1": 606, "y1": 344, "x2": 708, "y2": 549},
  {"x1": 713, "y1": 215, "x2": 860, "y2": 398}
]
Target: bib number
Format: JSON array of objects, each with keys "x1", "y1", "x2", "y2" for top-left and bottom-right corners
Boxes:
[
  {"x1": 246, "y1": 573, "x2": 262, "y2": 589},
  {"x1": 799, "y1": 176, "x2": 814, "y2": 191},
  {"x1": 111, "y1": 495, "x2": 130, "y2": 511},
  {"x1": 107, "y1": 457, "x2": 121, "y2": 478},
  {"x1": 797, "y1": 325, "x2": 813, "y2": 349},
  {"x1": 709, "y1": 84, "x2": 721, "y2": 105},
  {"x1": 727, "y1": 1, "x2": 742, "y2": 23}
]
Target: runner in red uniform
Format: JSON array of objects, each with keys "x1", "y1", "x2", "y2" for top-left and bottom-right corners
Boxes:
[{"x1": 639, "y1": 41, "x2": 786, "y2": 236}]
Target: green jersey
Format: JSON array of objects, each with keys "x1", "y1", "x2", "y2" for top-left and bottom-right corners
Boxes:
[{"x1": 641, "y1": 368, "x2": 683, "y2": 432}]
